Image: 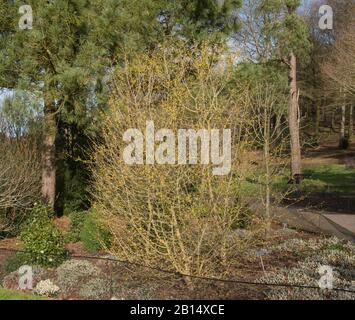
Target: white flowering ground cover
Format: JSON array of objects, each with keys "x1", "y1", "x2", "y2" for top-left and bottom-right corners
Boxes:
[
  {"x1": 0, "y1": 233, "x2": 354, "y2": 300},
  {"x1": 257, "y1": 237, "x2": 355, "y2": 300}
]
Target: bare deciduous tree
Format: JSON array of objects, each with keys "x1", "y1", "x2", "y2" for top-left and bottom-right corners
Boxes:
[
  {"x1": 322, "y1": 5, "x2": 355, "y2": 148},
  {"x1": 0, "y1": 137, "x2": 41, "y2": 233},
  {"x1": 0, "y1": 107, "x2": 41, "y2": 233},
  {"x1": 247, "y1": 83, "x2": 289, "y2": 230}
]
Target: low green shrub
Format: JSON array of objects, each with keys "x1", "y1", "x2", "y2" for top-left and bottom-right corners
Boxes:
[
  {"x1": 19, "y1": 204, "x2": 67, "y2": 267},
  {"x1": 4, "y1": 252, "x2": 27, "y2": 273},
  {"x1": 65, "y1": 211, "x2": 87, "y2": 243},
  {"x1": 80, "y1": 210, "x2": 111, "y2": 253}
]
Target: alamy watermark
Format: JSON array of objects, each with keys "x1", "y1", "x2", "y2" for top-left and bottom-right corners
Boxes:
[
  {"x1": 18, "y1": 265, "x2": 33, "y2": 290},
  {"x1": 318, "y1": 265, "x2": 334, "y2": 290},
  {"x1": 17, "y1": 3, "x2": 333, "y2": 31},
  {"x1": 319, "y1": 5, "x2": 333, "y2": 30},
  {"x1": 123, "y1": 121, "x2": 231, "y2": 176},
  {"x1": 18, "y1": 5, "x2": 33, "y2": 30},
  {"x1": 15, "y1": 261, "x2": 334, "y2": 292}
]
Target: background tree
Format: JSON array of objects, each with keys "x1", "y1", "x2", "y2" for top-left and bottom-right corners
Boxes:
[
  {"x1": 162, "y1": 0, "x2": 241, "y2": 42},
  {"x1": 236, "y1": 0, "x2": 274, "y2": 62},
  {"x1": 0, "y1": 0, "x2": 168, "y2": 213},
  {"x1": 257, "y1": 0, "x2": 312, "y2": 183},
  {"x1": 247, "y1": 83, "x2": 288, "y2": 230},
  {"x1": 301, "y1": 0, "x2": 354, "y2": 147}
]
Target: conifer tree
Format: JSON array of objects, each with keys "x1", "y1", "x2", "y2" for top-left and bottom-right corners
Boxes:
[{"x1": 258, "y1": 0, "x2": 311, "y2": 183}]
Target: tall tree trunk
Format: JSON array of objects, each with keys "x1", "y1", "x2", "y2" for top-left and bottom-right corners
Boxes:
[
  {"x1": 339, "y1": 104, "x2": 347, "y2": 149},
  {"x1": 321, "y1": 101, "x2": 326, "y2": 122},
  {"x1": 41, "y1": 99, "x2": 56, "y2": 212},
  {"x1": 288, "y1": 52, "x2": 302, "y2": 183},
  {"x1": 340, "y1": 105, "x2": 346, "y2": 138},
  {"x1": 349, "y1": 105, "x2": 353, "y2": 140},
  {"x1": 315, "y1": 103, "x2": 320, "y2": 135},
  {"x1": 330, "y1": 109, "x2": 336, "y2": 132}
]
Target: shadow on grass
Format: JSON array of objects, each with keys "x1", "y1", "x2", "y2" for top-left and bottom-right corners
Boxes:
[
  {"x1": 302, "y1": 165, "x2": 355, "y2": 194},
  {"x1": 284, "y1": 165, "x2": 355, "y2": 213},
  {"x1": 241, "y1": 165, "x2": 355, "y2": 213}
]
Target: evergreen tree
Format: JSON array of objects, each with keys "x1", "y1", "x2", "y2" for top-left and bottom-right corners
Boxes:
[
  {"x1": 258, "y1": 0, "x2": 311, "y2": 183},
  {"x1": 163, "y1": 0, "x2": 241, "y2": 42},
  {"x1": 0, "y1": 0, "x2": 166, "y2": 212}
]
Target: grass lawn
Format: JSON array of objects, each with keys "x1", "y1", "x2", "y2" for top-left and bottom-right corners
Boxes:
[
  {"x1": 0, "y1": 288, "x2": 46, "y2": 300},
  {"x1": 240, "y1": 164, "x2": 355, "y2": 195},
  {"x1": 302, "y1": 164, "x2": 355, "y2": 194}
]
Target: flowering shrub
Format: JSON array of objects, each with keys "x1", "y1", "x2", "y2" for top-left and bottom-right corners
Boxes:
[{"x1": 91, "y1": 43, "x2": 265, "y2": 282}]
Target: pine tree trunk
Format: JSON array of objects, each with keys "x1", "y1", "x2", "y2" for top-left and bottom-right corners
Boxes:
[
  {"x1": 288, "y1": 52, "x2": 302, "y2": 183},
  {"x1": 41, "y1": 99, "x2": 56, "y2": 211}
]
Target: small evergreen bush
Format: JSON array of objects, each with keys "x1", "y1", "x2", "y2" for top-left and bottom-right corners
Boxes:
[
  {"x1": 66, "y1": 211, "x2": 87, "y2": 243},
  {"x1": 19, "y1": 204, "x2": 67, "y2": 267}
]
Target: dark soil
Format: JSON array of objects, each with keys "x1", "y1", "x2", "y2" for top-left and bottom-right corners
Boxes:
[{"x1": 284, "y1": 193, "x2": 355, "y2": 214}]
